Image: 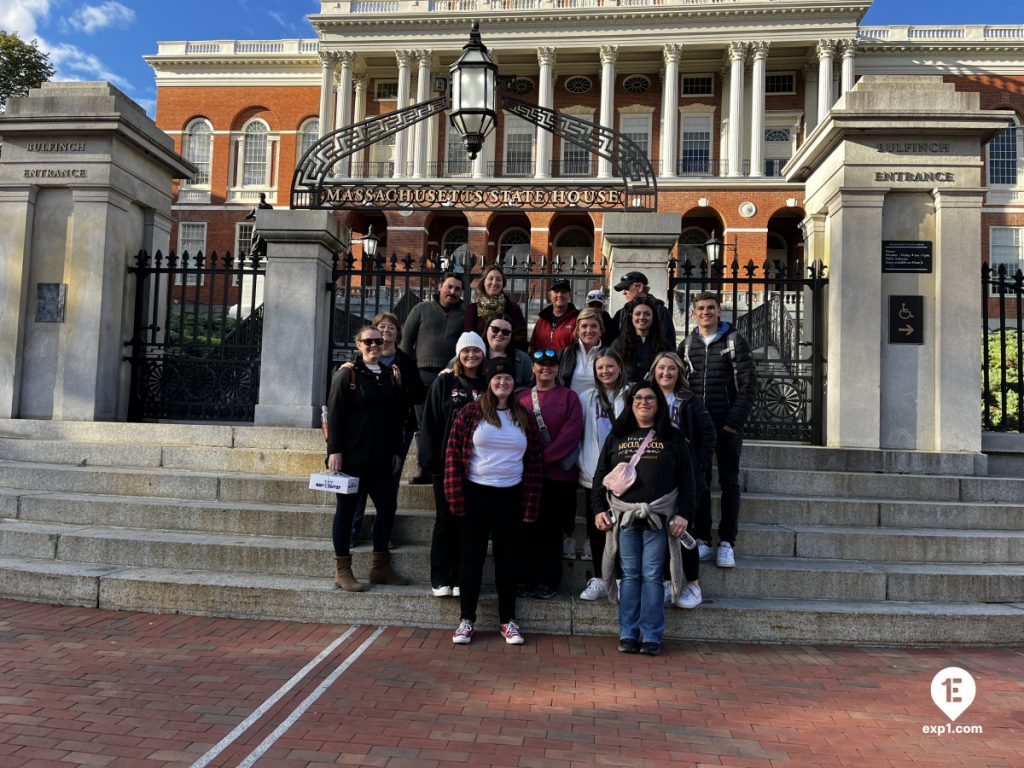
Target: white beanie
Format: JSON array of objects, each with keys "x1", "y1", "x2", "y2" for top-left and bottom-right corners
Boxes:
[{"x1": 455, "y1": 331, "x2": 485, "y2": 355}]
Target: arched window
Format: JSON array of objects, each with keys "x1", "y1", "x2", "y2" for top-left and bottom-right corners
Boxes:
[
  {"x1": 499, "y1": 228, "x2": 530, "y2": 261},
  {"x1": 679, "y1": 227, "x2": 709, "y2": 263},
  {"x1": 442, "y1": 226, "x2": 469, "y2": 261},
  {"x1": 242, "y1": 120, "x2": 270, "y2": 186},
  {"x1": 989, "y1": 117, "x2": 1019, "y2": 186},
  {"x1": 298, "y1": 118, "x2": 319, "y2": 160},
  {"x1": 183, "y1": 118, "x2": 212, "y2": 186}
]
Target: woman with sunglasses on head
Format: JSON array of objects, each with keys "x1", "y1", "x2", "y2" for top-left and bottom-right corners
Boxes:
[
  {"x1": 464, "y1": 264, "x2": 528, "y2": 351},
  {"x1": 557, "y1": 307, "x2": 605, "y2": 398},
  {"x1": 445, "y1": 357, "x2": 544, "y2": 645},
  {"x1": 347, "y1": 312, "x2": 426, "y2": 546},
  {"x1": 326, "y1": 325, "x2": 409, "y2": 591},
  {"x1": 592, "y1": 382, "x2": 697, "y2": 656},
  {"x1": 515, "y1": 348, "x2": 583, "y2": 596},
  {"x1": 577, "y1": 350, "x2": 629, "y2": 601},
  {"x1": 421, "y1": 331, "x2": 488, "y2": 598},
  {"x1": 649, "y1": 351, "x2": 716, "y2": 610},
  {"x1": 612, "y1": 295, "x2": 671, "y2": 384}
]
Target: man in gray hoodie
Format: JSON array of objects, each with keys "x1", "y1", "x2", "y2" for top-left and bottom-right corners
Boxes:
[{"x1": 401, "y1": 273, "x2": 466, "y2": 483}]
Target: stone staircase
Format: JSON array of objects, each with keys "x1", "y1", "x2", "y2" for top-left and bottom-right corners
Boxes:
[{"x1": 0, "y1": 418, "x2": 1022, "y2": 645}]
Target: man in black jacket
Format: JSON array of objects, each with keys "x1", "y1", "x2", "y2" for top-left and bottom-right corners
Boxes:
[{"x1": 678, "y1": 291, "x2": 756, "y2": 569}]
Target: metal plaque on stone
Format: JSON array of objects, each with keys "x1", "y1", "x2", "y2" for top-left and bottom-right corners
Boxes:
[
  {"x1": 888, "y1": 295, "x2": 924, "y2": 345},
  {"x1": 882, "y1": 241, "x2": 933, "y2": 273}
]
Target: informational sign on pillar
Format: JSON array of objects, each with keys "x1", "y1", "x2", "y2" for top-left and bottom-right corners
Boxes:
[{"x1": 888, "y1": 295, "x2": 924, "y2": 345}]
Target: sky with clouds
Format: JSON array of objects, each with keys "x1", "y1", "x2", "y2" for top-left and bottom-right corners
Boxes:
[{"x1": 0, "y1": 0, "x2": 1020, "y2": 118}]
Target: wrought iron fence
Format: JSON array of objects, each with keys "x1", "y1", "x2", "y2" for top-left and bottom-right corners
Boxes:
[
  {"x1": 982, "y1": 262, "x2": 1023, "y2": 432},
  {"x1": 327, "y1": 249, "x2": 607, "y2": 388},
  {"x1": 668, "y1": 257, "x2": 828, "y2": 443},
  {"x1": 124, "y1": 248, "x2": 266, "y2": 422}
]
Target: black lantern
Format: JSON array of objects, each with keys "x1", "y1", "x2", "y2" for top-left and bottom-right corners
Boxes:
[
  {"x1": 362, "y1": 225, "x2": 380, "y2": 258},
  {"x1": 448, "y1": 22, "x2": 498, "y2": 160},
  {"x1": 703, "y1": 230, "x2": 724, "y2": 264}
]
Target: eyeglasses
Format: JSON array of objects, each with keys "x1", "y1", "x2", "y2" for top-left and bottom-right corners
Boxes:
[
  {"x1": 489, "y1": 327, "x2": 512, "y2": 337},
  {"x1": 633, "y1": 395, "x2": 657, "y2": 403},
  {"x1": 532, "y1": 349, "x2": 558, "y2": 362},
  {"x1": 358, "y1": 338, "x2": 383, "y2": 346}
]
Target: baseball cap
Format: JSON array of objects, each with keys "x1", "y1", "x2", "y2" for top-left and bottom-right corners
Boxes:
[
  {"x1": 549, "y1": 277, "x2": 571, "y2": 292},
  {"x1": 586, "y1": 289, "x2": 606, "y2": 306},
  {"x1": 614, "y1": 271, "x2": 648, "y2": 291}
]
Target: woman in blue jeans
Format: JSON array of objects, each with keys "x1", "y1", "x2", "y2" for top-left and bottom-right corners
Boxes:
[{"x1": 591, "y1": 382, "x2": 696, "y2": 656}]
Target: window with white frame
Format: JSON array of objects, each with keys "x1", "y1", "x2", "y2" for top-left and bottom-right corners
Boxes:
[
  {"x1": 242, "y1": 120, "x2": 270, "y2": 186},
  {"x1": 442, "y1": 226, "x2": 469, "y2": 266},
  {"x1": 446, "y1": 130, "x2": 472, "y2": 176},
  {"x1": 499, "y1": 228, "x2": 530, "y2": 261},
  {"x1": 990, "y1": 226, "x2": 1023, "y2": 278},
  {"x1": 620, "y1": 114, "x2": 651, "y2": 161},
  {"x1": 375, "y1": 81, "x2": 398, "y2": 101},
  {"x1": 765, "y1": 73, "x2": 796, "y2": 95},
  {"x1": 297, "y1": 118, "x2": 319, "y2": 160},
  {"x1": 988, "y1": 118, "x2": 1019, "y2": 186},
  {"x1": 183, "y1": 118, "x2": 212, "y2": 186},
  {"x1": 679, "y1": 227, "x2": 709, "y2": 263},
  {"x1": 679, "y1": 115, "x2": 712, "y2": 175},
  {"x1": 504, "y1": 115, "x2": 534, "y2": 176},
  {"x1": 560, "y1": 115, "x2": 592, "y2": 176},
  {"x1": 681, "y1": 75, "x2": 713, "y2": 97},
  {"x1": 234, "y1": 222, "x2": 255, "y2": 286},
  {"x1": 176, "y1": 222, "x2": 207, "y2": 286}
]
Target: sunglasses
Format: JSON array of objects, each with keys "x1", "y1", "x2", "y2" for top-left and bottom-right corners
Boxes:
[
  {"x1": 358, "y1": 338, "x2": 383, "y2": 346},
  {"x1": 532, "y1": 349, "x2": 558, "y2": 362},
  {"x1": 488, "y1": 326, "x2": 513, "y2": 337}
]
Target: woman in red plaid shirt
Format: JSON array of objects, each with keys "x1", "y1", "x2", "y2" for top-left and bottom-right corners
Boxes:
[{"x1": 444, "y1": 356, "x2": 544, "y2": 646}]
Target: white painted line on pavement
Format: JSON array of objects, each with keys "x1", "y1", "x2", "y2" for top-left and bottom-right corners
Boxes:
[
  {"x1": 189, "y1": 624, "x2": 362, "y2": 768},
  {"x1": 235, "y1": 625, "x2": 387, "y2": 768}
]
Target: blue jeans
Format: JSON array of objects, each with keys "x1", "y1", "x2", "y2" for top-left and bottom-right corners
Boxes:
[{"x1": 617, "y1": 521, "x2": 668, "y2": 644}]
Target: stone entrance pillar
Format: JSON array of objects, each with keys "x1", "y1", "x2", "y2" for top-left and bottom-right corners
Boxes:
[
  {"x1": 0, "y1": 82, "x2": 192, "y2": 420},
  {"x1": 602, "y1": 213, "x2": 682, "y2": 320},
  {"x1": 786, "y1": 76, "x2": 1010, "y2": 452},
  {"x1": 254, "y1": 210, "x2": 349, "y2": 427}
]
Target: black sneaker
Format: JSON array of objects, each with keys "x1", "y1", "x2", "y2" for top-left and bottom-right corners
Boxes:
[
  {"x1": 639, "y1": 642, "x2": 661, "y2": 657},
  {"x1": 531, "y1": 585, "x2": 557, "y2": 600},
  {"x1": 409, "y1": 470, "x2": 431, "y2": 485},
  {"x1": 618, "y1": 638, "x2": 640, "y2": 654}
]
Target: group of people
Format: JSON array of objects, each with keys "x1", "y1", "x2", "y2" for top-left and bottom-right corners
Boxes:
[{"x1": 324, "y1": 265, "x2": 756, "y2": 654}]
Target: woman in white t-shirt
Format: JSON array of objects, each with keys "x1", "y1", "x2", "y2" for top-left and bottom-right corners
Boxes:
[{"x1": 444, "y1": 357, "x2": 544, "y2": 646}]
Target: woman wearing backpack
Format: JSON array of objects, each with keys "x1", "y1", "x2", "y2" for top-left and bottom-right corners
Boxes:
[{"x1": 420, "y1": 332, "x2": 487, "y2": 597}]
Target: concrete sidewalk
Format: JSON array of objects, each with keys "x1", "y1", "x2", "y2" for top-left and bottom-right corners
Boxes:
[{"x1": 0, "y1": 599, "x2": 1020, "y2": 767}]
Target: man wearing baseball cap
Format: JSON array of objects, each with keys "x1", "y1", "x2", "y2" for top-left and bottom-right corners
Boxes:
[
  {"x1": 529, "y1": 277, "x2": 579, "y2": 353},
  {"x1": 610, "y1": 271, "x2": 676, "y2": 346}
]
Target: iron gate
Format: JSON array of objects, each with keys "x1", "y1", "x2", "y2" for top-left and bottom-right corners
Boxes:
[
  {"x1": 125, "y1": 248, "x2": 266, "y2": 421},
  {"x1": 668, "y1": 258, "x2": 828, "y2": 444}
]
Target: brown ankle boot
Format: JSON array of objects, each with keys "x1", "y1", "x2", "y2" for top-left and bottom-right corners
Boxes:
[
  {"x1": 334, "y1": 556, "x2": 364, "y2": 592},
  {"x1": 368, "y1": 551, "x2": 408, "y2": 586}
]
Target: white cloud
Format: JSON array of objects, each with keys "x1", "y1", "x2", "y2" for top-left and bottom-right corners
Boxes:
[
  {"x1": 65, "y1": 1, "x2": 135, "y2": 34},
  {"x1": 0, "y1": 0, "x2": 52, "y2": 39},
  {"x1": 46, "y1": 41, "x2": 132, "y2": 90}
]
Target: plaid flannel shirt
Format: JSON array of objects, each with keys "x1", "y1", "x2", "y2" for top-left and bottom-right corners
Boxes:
[{"x1": 443, "y1": 402, "x2": 544, "y2": 521}]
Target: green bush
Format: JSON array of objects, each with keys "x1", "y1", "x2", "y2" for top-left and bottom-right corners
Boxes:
[{"x1": 984, "y1": 329, "x2": 1021, "y2": 431}]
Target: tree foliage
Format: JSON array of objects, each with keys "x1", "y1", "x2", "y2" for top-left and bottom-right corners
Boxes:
[
  {"x1": 0, "y1": 31, "x2": 55, "y2": 111},
  {"x1": 984, "y1": 329, "x2": 1021, "y2": 431}
]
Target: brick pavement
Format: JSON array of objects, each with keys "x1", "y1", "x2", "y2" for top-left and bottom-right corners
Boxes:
[{"x1": 0, "y1": 599, "x2": 1021, "y2": 767}]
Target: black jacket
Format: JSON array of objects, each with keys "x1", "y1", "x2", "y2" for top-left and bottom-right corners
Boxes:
[
  {"x1": 671, "y1": 390, "x2": 717, "y2": 493},
  {"x1": 677, "y1": 322, "x2": 757, "y2": 431},
  {"x1": 390, "y1": 348, "x2": 427, "y2": 435},
  {"x1": 419, "y1": 371, "x2": 485, "y2": 474},
  {"x1": 326, "y1": 360, "x2": 403, "y2": 474}
]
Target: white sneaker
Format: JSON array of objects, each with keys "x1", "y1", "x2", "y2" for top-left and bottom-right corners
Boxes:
[
  {"x1": 431, "y1": 585, "x2": 452, "y2": 597},
  {"x1": 452, "y1": 586, "x2": 460, "y2": 597},
  {"x1": 580, "y1": 540, "x2": 592, "y2": 561},
  {"x1": 452, "y1": 619, "x2": 473, "y2": 644},
  {"x1": 674, "y1": 583, "x2": 703, "y2": 609},
  {"x1": 663, "y1": 580, "x2": 672, "y2": 605},
  {"x1": 562, "y1": 538, "x2": 577, "y2": 560},
  {"x1": 500, "y1": 621, "x2": 525, "y2": 645},
  {"x1": 579, "y1": 577, "x2": 606, "y2": 601},
  {"x1": 717, "y1": 542, "x2": 736, "y2": 568},
  {"x1": 697, "y1": 541, "x2": 714, "y2": 562}
]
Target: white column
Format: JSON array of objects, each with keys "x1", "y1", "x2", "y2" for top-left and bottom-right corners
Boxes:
[
  {"x1": 352, "y1": 74, "x2": 368, "y2": 176},
  {"x1": 803, "y1": 63, "x2": 819, "y2": 133},
  {"x1": 660, "y1": 43, "x2": 682, "y2": 178},
  {"x1": 393, "y1": 49, "x2": 413, "y2": 179},
  {"x1": 534, "y1": 47, "x2": 556, "y2": 179},
  {"x1": 817, "y1": 39, "x2": 836, "y2": 118},
  {"x1": 727, "y1": 42, "x2": 747, "y2": 177},
  {"x1": 840, "y1": 39, "x2": 857, "y2": 96},
  {"x1": 335, "y1": 51, "x2": 354, "y2": 131},
  {"x1": 318, "y1": 53, "x2": 335, "y2": 138},
  {"x1": 412, "y1": 49, "x2": 432, "y2": 179},
  {"x1": 598, "y1": 45, "x2": 619, "y2": 179},
  {"x1": 748, "y1": 41, "x2": 769, "y2": 178},
  {"x1": 235, "y1": 136, "x2": 246, "y2": 188}
]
